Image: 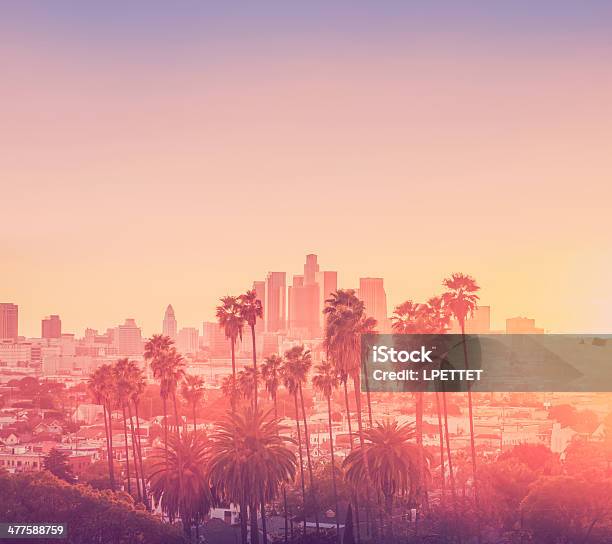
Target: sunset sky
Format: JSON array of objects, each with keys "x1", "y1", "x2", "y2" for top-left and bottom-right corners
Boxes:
[{"x1": 2, "y1": 2, "x2": 611, "y2": 337}]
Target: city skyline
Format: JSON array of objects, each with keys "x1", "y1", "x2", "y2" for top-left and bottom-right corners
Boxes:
[{"x1": 2, "y1": 252, "x2": 550, "y2": 341}]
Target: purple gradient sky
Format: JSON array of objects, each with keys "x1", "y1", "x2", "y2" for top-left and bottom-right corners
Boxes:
[{"x1": 1, "y1": 2, "x2": 611, "y2": 337}]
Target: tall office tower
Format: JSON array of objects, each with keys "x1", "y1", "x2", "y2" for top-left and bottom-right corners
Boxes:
[
  {"x1": 0, "y1": 303, "x2": 18, "y2": 339},
  {"x1": 177, "y1": 327, "x2": 200, "y2": 354},
  {"x1": 265, "y1": 272, "x2": 286, "y2": 332},
  {"x1": 304, "y1": 253, "x2": 320, "y2": 285},
  {"x1": 115, "y1": 318, "x2": 143, "y2": 355},
  {"x1": 252, "y1": 280, "x2": 266, "y2": 333},
  {"x1": 42, "y1": 315, "x2": 62, "y2": 339},
  {"x1": 163, "y1": 304, "x2": 177, "y2": 340},
  {"x1": 358, "y1": 278, "x2": 389, "y2": 332},
  {"x1": 289, "y1": 266, "x2": 321, "y2": 339},
  {"x1": 317, "y1": 270, "x2": 338, "y2": 328}
]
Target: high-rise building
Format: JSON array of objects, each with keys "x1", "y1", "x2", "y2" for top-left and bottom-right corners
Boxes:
[
  {"x1": 42, "y1": 315, "x2": 62, "y2": 339},
  {"x1": 177, "y1": 327, "x2": 199, "y2": 355},
  {"x1": 163, "y1": 304, "x2": 177, "y2": 340},
  {"x1": 304, "y1": 253, "x2": 320, "y2": 285},
  {"x1": 358, "y1": 278, "x2": 389, "y2": 332},
  {"x1": 265, "y1": 272, "x2": 286, "y2": 332},
  {"x1": 317, "y1": 270, "x2": 337, "y2": 327},
  {"x1": 114, "y1": 319, "x2": 143, "y2": 355},
  {"x1": 203, "y1": 321, "x2": 230, "y2": 356},
  {"x1": 0, "y1": 303, "x2": 18, "y2": 339},
  {"x1": 450, "y1": 306, "x2": 491, "y2": 333},
  {"x1": 252, "y1": 280, "x2": 266, "y2": 333}
]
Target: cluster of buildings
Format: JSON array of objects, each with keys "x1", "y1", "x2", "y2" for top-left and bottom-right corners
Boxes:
[{"x1": 1, "y1": 255, "x2": 546, "y2": 384}]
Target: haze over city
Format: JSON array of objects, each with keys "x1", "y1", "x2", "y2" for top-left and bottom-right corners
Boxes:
[{"x1": 2, "y1": 3, "x2": 612, "y2": 337}]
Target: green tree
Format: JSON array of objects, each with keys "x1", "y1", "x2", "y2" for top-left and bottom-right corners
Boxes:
[
  {"x1": 181, "y1": 374, "x2": 205, "y2": 432},
  {"x1": 208, "y1": 408, "x2": 297, "y2": 544},
  {"x1": 88, "y1": 364, "x2": 116, "y2": 490},
  {"x1": 442, "y1": 272, "x2": 480, "y2": 512},
  {"x1": 43, "y1": 448, "x2": 76, "y2": 484},
  {"x1": 216, "y1": 296, "x2": 244, "y2": 412},
  {"x1": 238, "y1": 289, "x2": 264, "y2": 410},
  {"x1": 343, "y1": 420, "x2": 422, "y2": 540},
  {"x1": 148, "y1": 431, "x2": 213, "y2": 538},
  {"x1": 312, "y1": 361, "x2": 342, "y2": 542}
]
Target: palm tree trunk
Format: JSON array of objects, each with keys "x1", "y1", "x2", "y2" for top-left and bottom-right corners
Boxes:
[
  {"x1": 250, "y1": 502, "x2": 259, "y2": 544},
  {"x1": 192, "y1": 403, "x2": 197, "y2": 432},
  {"x1": 172, "y1": 392, "x2": 180, "y2": 435},
  {"x1": 106, "y1": 401, "x2": 116, "y2": 489},
  {"x1": 343, "y1": 379, "x2": 355, "y2": 450},
  {"x1": 127, "y1": 403, "x2": 142, "y2": 503},
  {"x1": 102, "y1": 403, "x2": 115, "y2": 490},
  {"x1": 293, "y1": 393, "x2": 307, "y2": 535},
  {"x1": 460, "y1": 322, "x2": 481, "y2": 543},
  {"x1": 352, "y1": 373, "x2": 374, "y2": 539},
  {"x1": 240, "y1": 494, "x2": 248, "y2": 544},
  {"x1": 231, "y1": 339, "x2": 237, "y2": 412},
  {"x1": 260, "y1": 495, "x2": 268, "y2": 544},
  {"x1": 251, "y1": 324, "x2": 258, "y2": 411},
  {"x1": 327, "y1": 396, "x2": 341, "y2": 543},
  {"x1": 121, "y1": 404, "x2": 132, "y2": 496},
  {"x1": 298, "y1": 382, "x2": 320, "y2": 534},
  {"x1": 442, "y1": 389, "x2": 457, "y2": 502},
  {"x1": 416, "y1": 391, "x2": 425, "y2": 515},
  {"x1": 434, "y1": 390, "x2": 446, "y2": 501},
  {"x1": 283, "y1": 487, "x2": 289, "y2": 544},
  {"x1": 162, "y1": 396, "x2": 169, "y2": 467},
  {"x1": 134, "y1": 401, "x2": 149, "y2": 510},
  {"x1": 384, "y1": 492, "x2": 393, "y2": 541}
]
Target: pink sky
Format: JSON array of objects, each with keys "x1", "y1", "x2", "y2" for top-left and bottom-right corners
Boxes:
[{"x1": 1, "y1": 18, "x2": 611, "y2": 337}]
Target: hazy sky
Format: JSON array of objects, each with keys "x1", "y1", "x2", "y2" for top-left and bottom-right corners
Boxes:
[{"x1": 2, "y1": 2, "x2": 611, "y2": 337}]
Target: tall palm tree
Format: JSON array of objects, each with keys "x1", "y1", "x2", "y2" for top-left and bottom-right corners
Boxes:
[
  {"x1": 88, "y1": 364, "x2": 115, "y2": 490},
  {"x1": 149, "y1": 431, "x2": 213, "y2": 539},
  {"x1": 312, "y1": 361, "x2": 341, "y2": 542},
  {"x1": 208, "y1": 408, "x2": 297, "y2": 544},
  {"x1": 216, "y1": 296, "x2": 244, "y2": 412},
  {"x1": 145, "y1": 335, "x2": 175, "y2": 461},
  {"x1": 442, "y1": 273, "x2": 480, "y2": 507},
  {"x1": 343, "y1": 420, "x2": 422, "y2": 540},
  {"x1": 125, "y1": 360, "x2": 149, "y2": 509},
  {"x1": 166, "y1": 349, "x2": 186, "y2": 434},
  {"x1": 324, "y1": 290, "x2": 377, "y2": 537},
  {"x1": 283, "y1": 345, "x2": 320, "y2": 534},
  {"x1": 261, "y1": 354, "x2": 290, "y2": 540},
  {"x1": 238, "y1": 289, "x2": 263, "y2": 410},
  {"x1": 113, "y1": 358, "x2": 134, "y2": 496},
  {"x1": 181, "y1": 374, "x2": 205, "y2": 432}
]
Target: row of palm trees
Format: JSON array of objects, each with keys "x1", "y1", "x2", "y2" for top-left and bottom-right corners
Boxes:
[{"x1": 87, "y1": 273, "x2": 479, "y2": 542}]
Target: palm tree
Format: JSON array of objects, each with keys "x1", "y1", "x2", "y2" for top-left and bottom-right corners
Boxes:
[
  {"x1": 312, "y1": 361, "x2": 341, "y2": 542},
  {"x1": 208, "y1": 408, "x2": 297, "y2": 544},
  {"x1": 145, "y1": 335, "x2": 174, "y2": 461},
  {"x1": 324, "y1": 290, "x2": 377, "y2": 537},
  {"x1": 216, "y1": 296, "x2": 244, "y2": 412},
  {"x1": 181, "y1": 374, "x2": 205, "y2": 432},
  {"x1": 113, "y1": 358, "x2": 134, "y2": 496},
  {"x1": 280, "y1": 349, "x2": 308, "y2": 535},
  {"x1": 125, "y1": 360, "x2": 149, "y2": 509},
  {"x1": 88, "y1": 364, "x2": 115, "y2": 490},
  {"x1": 261, "y1": 355, "x2": 283, "y2": 419},
  {"x1": 442, "y1": 273, "x2": 480, "y2": 507},
  {"x1": 149, "y1": 431, "x2": 213, "y2": 539},
  {"x1": 343, "y1": 420, "x2": 422, "y2": 540},
  {"x1": 238, "y1": 289, "x2": 263, "y2": 410},
  {"x1": 261, "y1": 354, "x2": 290, "y2": 540},
  {"x1": 237, "y1": 366, "x2": 259, "y2": 403}
]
